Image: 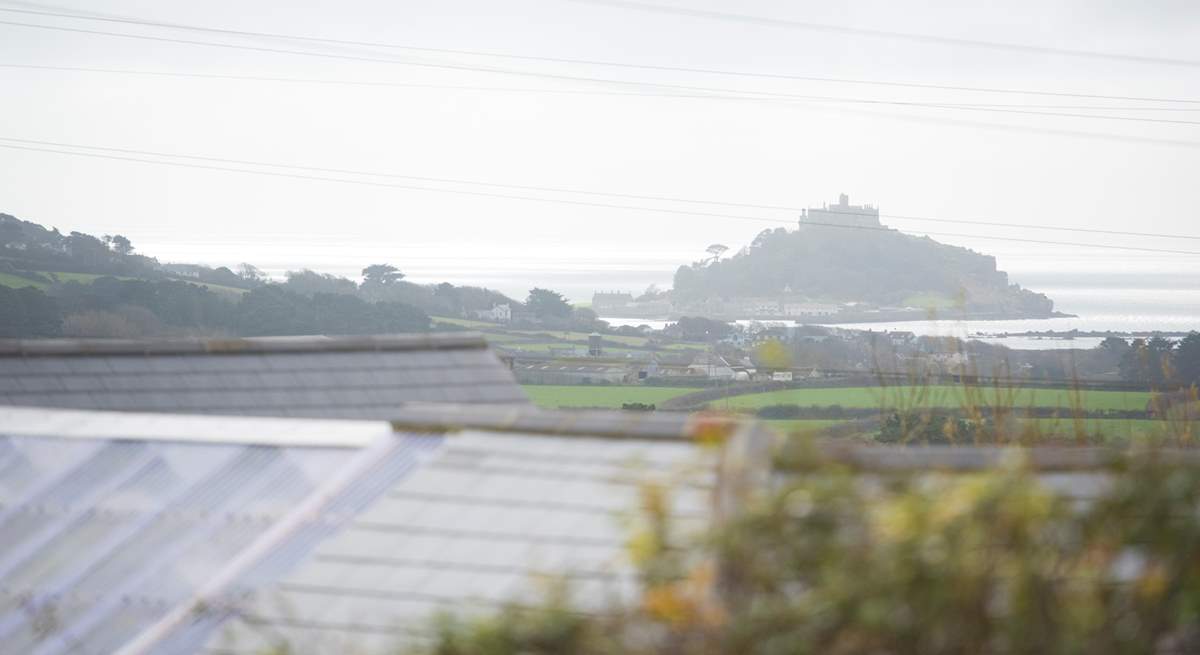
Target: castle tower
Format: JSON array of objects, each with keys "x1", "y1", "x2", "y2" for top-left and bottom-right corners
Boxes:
[{"x1": 799, "y1": 193, "x2": 882, "y2": 230}]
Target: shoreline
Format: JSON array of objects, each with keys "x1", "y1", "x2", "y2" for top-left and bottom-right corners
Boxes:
[{"x1": 600, "y1": 310, "x2": 1076, "y2": 326}]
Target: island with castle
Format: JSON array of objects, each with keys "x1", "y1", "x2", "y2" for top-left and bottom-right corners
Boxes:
[{"x1": 593, "y1": 194, "x2": 1060, "y2": 323}]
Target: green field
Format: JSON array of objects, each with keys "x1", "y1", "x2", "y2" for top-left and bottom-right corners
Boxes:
[
  {"x1": 901, "y1": 292, "x2": 959, "y2": 310},
  {"x1": 0, "y1": 271, "x2": 134, "y2": 288},
  {"x1": 49, "y1": 272, "x2": 113, "y2": 284},
  {"x1": 0, "y1": 270, "x2": 246, "y2": 295},
  {"x1": 765, "y1": 418, "x2": 1178, "y2": 442},
  {"x1": 524, "y1": 383, "x2": 1157, "y2": 414},
  {"x1": 433, "y1": 316, "x2": 704, "y2": 355},
  {"x1": 521, "y1": 383, "x2": 1181, "y2": 442},
  {"x1": 476, "y1": 333, "x2": 527, "y2": 343},
  {"x1": 523, "y1": 385, "x2": 696, "y2": 409},
  {"x1": 0, "y1": 272, "x2": 48, "y2": 289},
  {"x1": 764, "y1": 419, "x2": 848, "y2": 434},
  {"x1": 710, "y1": 385, "x2": 1154, "y2": 413},
  {"x1": 1017, "y1": 418, "x2": 1184, "y2": 442},
  {"x1": 432, "y1": 316, "x2": 495, "y2": 329}
]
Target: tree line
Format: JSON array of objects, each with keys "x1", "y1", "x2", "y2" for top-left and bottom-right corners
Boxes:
[
  {"x1": 0, "y1": 264, "x2": 612, "y2": 339},
  {"x1": 0, "y1": 275, "x2": 431, "y2": 339},
  {"x1": 1, "y1": 212, "x2": 612, "y2": 337},
  {"x1": 1099, "y1": 334, "x2": 1200, "y2": 387}
]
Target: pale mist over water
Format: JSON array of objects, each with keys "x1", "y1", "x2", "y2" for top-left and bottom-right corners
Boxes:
[{"x1": 140, "y1": 234, "x2": 1200, "y2": 349}]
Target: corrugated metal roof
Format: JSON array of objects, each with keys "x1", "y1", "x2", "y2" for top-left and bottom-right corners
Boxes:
[
  {"x1": 0, "y1": 408, "x2": 444, "y2": 655},
  {"x1": 0, "y1": 405, "x2": 731, "y2": 654},
  {"x1": 205, "y1": 429, "x2": 714, "y2": 654},
  {"x1": 0, "y1": 406, "x2": 391, "y2": 448},
  {"x1": 0, "y1": 333, "x2": 529, "y2": 419}
]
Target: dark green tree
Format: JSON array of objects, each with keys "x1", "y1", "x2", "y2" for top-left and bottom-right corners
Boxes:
[
  {"x1": 0, "y1": 286, "x2": 62, "y2": 337},
  {"x1": 1120, "y1": 337, "x2": 1177, "y2": 385},
  {"x1": 1148, "y1": 336, "x2": 1177, "y2": 383},
  {"x1": 282, "y1": 270, "x2": 358, "y2": 297},
  {"x1": 667, "y1": 316, "x2": 733, "y2": 342},
  {"x1": 361, "y1": 264, "x2": 405, "y2": 287},
  {"x1": 1173, "y1": 332, "x2": 1200, "y2": 386},
  {"x1": 103, "y1": 234, "x2": 133, "y2": 256},
  {"x1": 233, "y1": 286, "x2": 429, "y2": 336},
  {"x1": 433, "y1": 282, "x2": 462, "y2": 315},
  {"x1": 232, "y1": 286, "x2": 313, "y2": 336},
  {"x1": 525, "y1": 288, "x2": 572, "y2": 321},
  {"x1": 1094, "y1": 336, "x2": 1130, "y2": 373}
]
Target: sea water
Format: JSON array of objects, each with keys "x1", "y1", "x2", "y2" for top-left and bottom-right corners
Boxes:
[{"x1": 136, "y1": 237, "x2": 1199, "y2": 350}]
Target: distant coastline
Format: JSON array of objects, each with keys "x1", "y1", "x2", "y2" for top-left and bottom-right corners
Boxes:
[{"x1": 598, "y1": 308, "x2": 1073, "y2": 324}]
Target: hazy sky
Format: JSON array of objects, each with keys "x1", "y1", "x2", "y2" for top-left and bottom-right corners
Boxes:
[{"x1": 2, "y1": 0, "x2": 1198, "y2": 298}]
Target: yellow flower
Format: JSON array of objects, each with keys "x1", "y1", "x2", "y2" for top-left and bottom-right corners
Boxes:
[{"x1": 1137, "y1": 565, "x2": 1168, "y2": 600}]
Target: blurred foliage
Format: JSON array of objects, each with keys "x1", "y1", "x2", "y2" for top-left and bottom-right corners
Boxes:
[
  {"x1": 876, "y1": 410, "x2": 991, "y2": 444},
  {"x1": 416, "y1": 586, "x2": 618, "y2": 655},
  {"x1": 754, "y1": 339, "x2": 793, "y2": 371},
  {"x1": 410, "y1": 447, "x2": 1200, "y2": 655}
]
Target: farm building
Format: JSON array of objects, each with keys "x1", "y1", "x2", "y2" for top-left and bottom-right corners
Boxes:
[
  {"x1": 590, "y1": 291, "x2": 635, "y2": 314},
  {"x1": 471, "y1": 303, "x2": 512, "y2": 324},
  {"x1": 511, "y1": 360, "x2": 633, "y2": 385},
  {"x1": 687, "y1": 353, "x2": 736, "y2": 380},
  {"x1": 0, "y1": 333, "x2": 529, "y2": 418}
]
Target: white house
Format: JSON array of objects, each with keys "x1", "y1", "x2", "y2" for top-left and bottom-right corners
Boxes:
[
  {"x1": 473, "y1": 303, "x2": 512, "y2": 323},
  {"x1": 782, "y1": 303, "x2": 839, "y2": 318},
  {"x1": 688, "y1": 353, "x2": 737, "y2": 380}
]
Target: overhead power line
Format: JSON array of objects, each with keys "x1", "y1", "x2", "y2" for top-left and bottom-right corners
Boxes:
[
  {"x1": 2, "y1": 139, "x2": 1198, "y2": 257},
  {"x1": 1, "y1": 5, "x2": 1197, "y2": 105},
  {"x1": 6, "y1": 62, "x2": 1200, "y2": 111},
  {"x1": 4, "y1": 20, "x2": 1200, "y2": 129},
  {"x1": 4, "y1": 61, "x2": 1200, "y2": 128},
  {"x1": 559, "y1": 0, "x2": 1200, "y2": 68},
  {"x1": 1, "y1": 135, "x2": 1198, "y2": 243}
]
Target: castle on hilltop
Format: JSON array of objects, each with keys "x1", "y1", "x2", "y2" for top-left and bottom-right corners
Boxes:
[{"x1": 799, "y1": 193, "x2": 882, "y2": 230}]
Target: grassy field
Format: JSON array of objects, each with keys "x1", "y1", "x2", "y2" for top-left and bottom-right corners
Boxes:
[
  {"x1": 765, "y1": 418, "x2": 1178, "y2": 442},
  {"x1": 50, "y1": 272, "x2": 112, "y2": 284},
  {"x1": 522, "y1": 383, "x2": 1181, "y2": 442},
  {"x1": 1018, "y1": 418, "x2": 1185, "y2": 441},
  {"x1": 523, "y1": 385, "x2": 697, "y2": 409},
  {"x1": 710, "y1": 385, "x2": 1154, "y2": 413},
  {"x1": 764, "y1": 419, "x2": 849, "y2": 434},
  {"x1": 0, "y1": 272, "x2": 48, "y2": 289},
  {"x1": 0, "y1": 271, "x2": 135, "y2": 287},
  {"x1": 476, "y1": 333, "x2": 526, "y2": 343},
  {"x1": 432, "y1": 316, "x2": 495, "y2": 329},
  {"x1": 433, "y1": 316, "x2": 704, "y2": 354},
  {"x1": 0, "y1": 270, "x2": 246, "y2": 295}
]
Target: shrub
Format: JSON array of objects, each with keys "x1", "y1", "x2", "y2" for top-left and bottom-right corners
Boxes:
[{"x1": 412, "y1": 449, "x2": 1200, "y2": 655}]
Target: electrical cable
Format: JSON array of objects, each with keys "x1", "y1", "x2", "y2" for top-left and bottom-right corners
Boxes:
[
  {"x1": 3, "y1": 4, "x2": 1198, "y2": 104},
  {"x1": 2, "y1": 135, "x2": 1198, "y2": 242},
  {"x1": 4, "y1": 140, "x2": 1199, "y2": 257},
  {"x1": 3, "y1": 19, "x2": 1200, "y2": 127},
  {"x1": 559, "y1": 0, "x2": 1200, "y2": 68},
  {"x1": 4, "y1": 62, "x2": 1199, "y2": 111}
]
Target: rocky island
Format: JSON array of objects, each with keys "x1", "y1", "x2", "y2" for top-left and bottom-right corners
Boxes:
[{"x1": 595, "y1": 194, "x2": 1060, "y2": 323}]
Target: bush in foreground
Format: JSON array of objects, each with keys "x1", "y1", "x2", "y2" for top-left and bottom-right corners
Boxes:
[{"x1": 409, "y1": 448, "x2": 1200, "y2": 655}]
